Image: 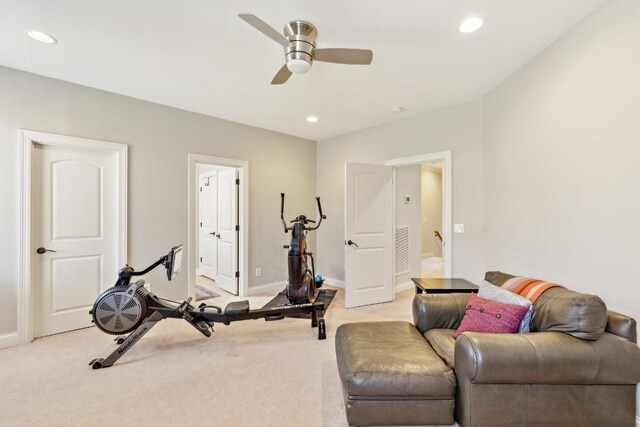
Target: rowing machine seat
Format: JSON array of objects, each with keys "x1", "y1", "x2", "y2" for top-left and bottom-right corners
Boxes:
[{"x1": 225, "y1": 300, "x2": 250, "y2": 315}]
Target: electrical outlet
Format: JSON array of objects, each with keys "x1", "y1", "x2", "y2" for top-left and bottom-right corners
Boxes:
[{"x1": 255, "y1": 268, "x2": 261, "y2": 277}]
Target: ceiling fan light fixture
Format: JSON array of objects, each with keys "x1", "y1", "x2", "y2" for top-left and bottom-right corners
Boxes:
[
  {"x1": 287, "y1": 58, "x2": 312, "y2": 74},
  {"x1": 459, "y1": 16, "x2": 484, "y2": 33},
  {"x1": 27, "y1": 30, "x2": 57, "y2": 44},
  {"x1": 306, "y1": 116, "x2": 318, "y2": 123}
]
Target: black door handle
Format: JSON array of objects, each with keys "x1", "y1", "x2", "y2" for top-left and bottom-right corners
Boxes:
[
  {"x1": 36, "y1": 247, "x2": 56, "y2": 254},
  {"x1": 209, "y1": 232, "x2": 216, "y2": 236},
  {"x1": 346, "y1": 240, "x2": 359, "y2": 248}
]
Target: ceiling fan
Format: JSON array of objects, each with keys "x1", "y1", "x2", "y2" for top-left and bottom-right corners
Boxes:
[{"x1": 238, "y1": 13, "x2": 374, "y2": 85}]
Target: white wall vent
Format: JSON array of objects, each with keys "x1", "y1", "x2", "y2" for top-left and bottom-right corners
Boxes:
[{"x1": 394, "y1": 225, "x2": 410, "y2": 276}]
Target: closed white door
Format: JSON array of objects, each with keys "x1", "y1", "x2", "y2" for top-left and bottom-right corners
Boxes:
[
  {"x1": 33, "y1": 144, "x2": 118, "y2": 337},
  {"x1": 199, "y1": 172, "x2": 218, "y2": 280},
  {"x1": 345, "y1": 163, "x2": 394, "y2": 308},
  {"x1": 216, "y1": 168, "x2": 238, "y2": 295}
]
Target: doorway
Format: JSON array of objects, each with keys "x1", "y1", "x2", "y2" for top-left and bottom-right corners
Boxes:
[
  {"x1": 196, "y1": 163, "x2": 239, "y2": 297},
  {"x1": 386, "y1": 152, "x2": 452, "y2": 282},
  {"x1": 343, "y1": 151, "x2": 452, "y2": 309},
  {"x1": 420, "y1": 163, "x2": 445, "y2": 278},
  {"x1": 18, "y1": 131, "x2": 127, "y2": 343},
  {"x1": 188, "y1": 154, "x2": 249, "y2": 300}
]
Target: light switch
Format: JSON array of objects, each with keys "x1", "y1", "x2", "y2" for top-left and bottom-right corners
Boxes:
[
  {"x1": 454, "y1": 224, "x2": 465, "y2": 233},
  {"x1": 404, "y1": 195, "x2": 411, "y2": 204}
]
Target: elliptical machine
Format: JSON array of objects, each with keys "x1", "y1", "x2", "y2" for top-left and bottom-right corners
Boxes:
[{"x1": 281, "y1": 193, "x2": 326, "y2": 304}]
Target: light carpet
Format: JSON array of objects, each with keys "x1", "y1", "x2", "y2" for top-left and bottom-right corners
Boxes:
[{"x1": 0, "y1": 287, "x2": 455, "y2": 427}]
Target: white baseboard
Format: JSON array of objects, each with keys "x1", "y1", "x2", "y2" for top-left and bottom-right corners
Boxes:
[
  {"x1": 323, "y1": 276, "x2": 345, "y2": 289},
  {"x1": 0, "y1": 332, "x2": 19, "y2": 349},
  {"x1": 248, "y1": 281, "x2": 287, "y2": 296},
  {"x1": 395, "y1": 281, "x2": 414, "y2": 293}
]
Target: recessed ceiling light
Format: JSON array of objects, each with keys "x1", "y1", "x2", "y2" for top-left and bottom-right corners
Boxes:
[
  {"x1": 392, "y1": 107, "x2": 406, "y2": 114},
  {"x1": 459, "y1": 16, "x2": 484, "y2": 34},
  {"x1": 27, "y1": 30, "x2": 57, "y2": 44},
  {"x1": 306, "y1": 116, "x2": 318, "y2": 123}
]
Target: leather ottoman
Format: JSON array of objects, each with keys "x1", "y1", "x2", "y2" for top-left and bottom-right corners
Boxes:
[{"x1": 336, "y1": 321, "x2": 456, "y2": 426}]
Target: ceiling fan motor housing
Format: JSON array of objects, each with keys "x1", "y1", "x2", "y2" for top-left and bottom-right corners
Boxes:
[{"x1": 284, "y1": 20, "x2": 317, "y2": 73}]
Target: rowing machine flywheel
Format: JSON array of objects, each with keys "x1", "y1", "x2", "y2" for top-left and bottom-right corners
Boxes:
[{"x1": 92, "y1": 287, "x2": 149, "y2": 335}]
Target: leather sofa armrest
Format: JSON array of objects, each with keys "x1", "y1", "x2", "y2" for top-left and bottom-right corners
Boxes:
[
  {"x1": 605, "y1": 310, "x2": 636, "y2": 343},
  {"x1": 454, "y1": 331, "x2": 640, "y2": 385},
  {"x1": 412, "y1": 293, "x2": 469, "y2": 334}
]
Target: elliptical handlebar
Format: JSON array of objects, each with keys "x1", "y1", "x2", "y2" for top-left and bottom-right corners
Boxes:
[
  {"x1": 280, "y1": 193, "x2": 289, "y2": 233},
  {"x1": 280, "y1": 193, "x2": 327, "y2": 231},
  {"x1": 308, "y1": 197, "x2": 326, "y2": 230}
]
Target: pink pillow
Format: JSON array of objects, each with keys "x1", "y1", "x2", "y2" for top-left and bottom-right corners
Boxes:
[{"x1": 453, "y1": 293, "x2": 530, "y2": 339}]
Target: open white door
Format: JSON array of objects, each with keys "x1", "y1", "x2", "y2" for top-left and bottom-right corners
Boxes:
[
  {"x1": 345, "y1": 163, "x2": 394, "y2": 308},
  {"x1": 198, "y1": 172, "x2": 218, "y2": 280},
  {"x1": 33, "y1": 144, "x2": 118, "y2": 337},
  {"x1": 216, "y1": 168, "x2": 239, "y2": 295}
]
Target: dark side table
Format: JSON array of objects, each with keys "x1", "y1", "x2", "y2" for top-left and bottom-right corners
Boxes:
[{"x1": 411, "y1": 278, "x2": 479, "y2": 294}]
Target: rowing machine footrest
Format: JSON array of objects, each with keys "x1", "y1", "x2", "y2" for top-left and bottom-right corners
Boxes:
[{"x1": 225, "y1": 300, "x2": 250, "y2": 315}]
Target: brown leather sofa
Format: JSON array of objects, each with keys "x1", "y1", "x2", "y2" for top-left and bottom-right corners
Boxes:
[{"x1": 335, "y1": 272, "x2": 640, "y2": 426}]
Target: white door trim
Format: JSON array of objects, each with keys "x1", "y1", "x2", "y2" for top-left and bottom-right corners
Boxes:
[
  {"x1": 187, "y1": 154, "x2": 249, "y2": 298},
  {"x1": 17, "y1": 130, "x2": 128, "y2": 346},
  {"x1": 385, "y1": 151, "x2": 453, "y2": 280}
]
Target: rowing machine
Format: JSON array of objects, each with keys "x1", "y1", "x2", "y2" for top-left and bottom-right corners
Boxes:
[{"x1": 88, "y1": 245, "x2": 335, "y2": 369}]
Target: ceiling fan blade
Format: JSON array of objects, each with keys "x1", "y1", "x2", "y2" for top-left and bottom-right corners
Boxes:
[
  {"x1": 271, "y1": 64, "x2": 292, "y2": 85},
  {"x1": 314, "y1": 48, "x2": 373, "y2": 65},
  {"x1": 238, "y1": 13, "x2": 289, "y2": 47}
]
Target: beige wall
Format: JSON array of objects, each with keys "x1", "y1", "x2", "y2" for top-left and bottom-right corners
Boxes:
[
  {"x1": 394, "y1": 165, "x2": 422, "y2": 286},
  {"x1": 316, "y1": 100, "x2": 485, "y2": 283},
  {"x1": 421, "y1": 167, "x2": 443, "y2": 257},
  {"x1": 482, "y1": 0, "x2": 640, "y2": 412},
  {"x1": 483, "y1": 0, "x2": 640, "y2": 324},
  {"x1": 0, "y1": 66, "x2": 315, "y2": 335}
]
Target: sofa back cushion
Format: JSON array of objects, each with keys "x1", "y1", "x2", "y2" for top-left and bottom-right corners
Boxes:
[
  {"x1": 532, "y1": 287, "x2": 607, "y2": 340},
  {"x1": 484, "y1": 271, "x2": 608, "y2": 340}
]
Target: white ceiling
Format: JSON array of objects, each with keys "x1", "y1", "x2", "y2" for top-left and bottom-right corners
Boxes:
[{"x1": 0, "y1": 0, "x2": 607, "y2": 141}]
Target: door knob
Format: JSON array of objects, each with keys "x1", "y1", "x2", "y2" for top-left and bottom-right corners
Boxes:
[
  {"x1": 209, "y1": 232, "x2": 216, "y2": 236},
  {"x1": 36, "y1": 247, "x2": 57, "y2": 254},
  {"x1": 346, "y1": 240, "x2": 359, "y2": 248}
]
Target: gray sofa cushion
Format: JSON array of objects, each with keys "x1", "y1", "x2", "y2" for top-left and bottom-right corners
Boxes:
[{"x1": 424, "y1": 329, "x2": 456, "y2": 368}]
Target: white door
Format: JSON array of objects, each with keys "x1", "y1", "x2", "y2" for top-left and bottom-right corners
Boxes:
[
  {"x1": 216, "y1": 168, "x2": 238, "y2": 295},
  {"x1": 198, "y1": 172, "x2": 218, "y2": 280},
  {"x1": 345, "y1": 163, "x2": 394, "y2": 308},
  {"x1": 33, "y1": 144, "x2": 118, "y2": 337}
]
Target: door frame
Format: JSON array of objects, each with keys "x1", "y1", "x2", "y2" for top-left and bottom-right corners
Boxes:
[
  {"x1": 187, "y1": 154, "x2": 248, "y2": 298},
  {"x1": 18, "y1": 130, "x2": 128, "y2": 345},
  {"x1": 385, "y1": 151, "x2": 452, "y2": 283}
]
